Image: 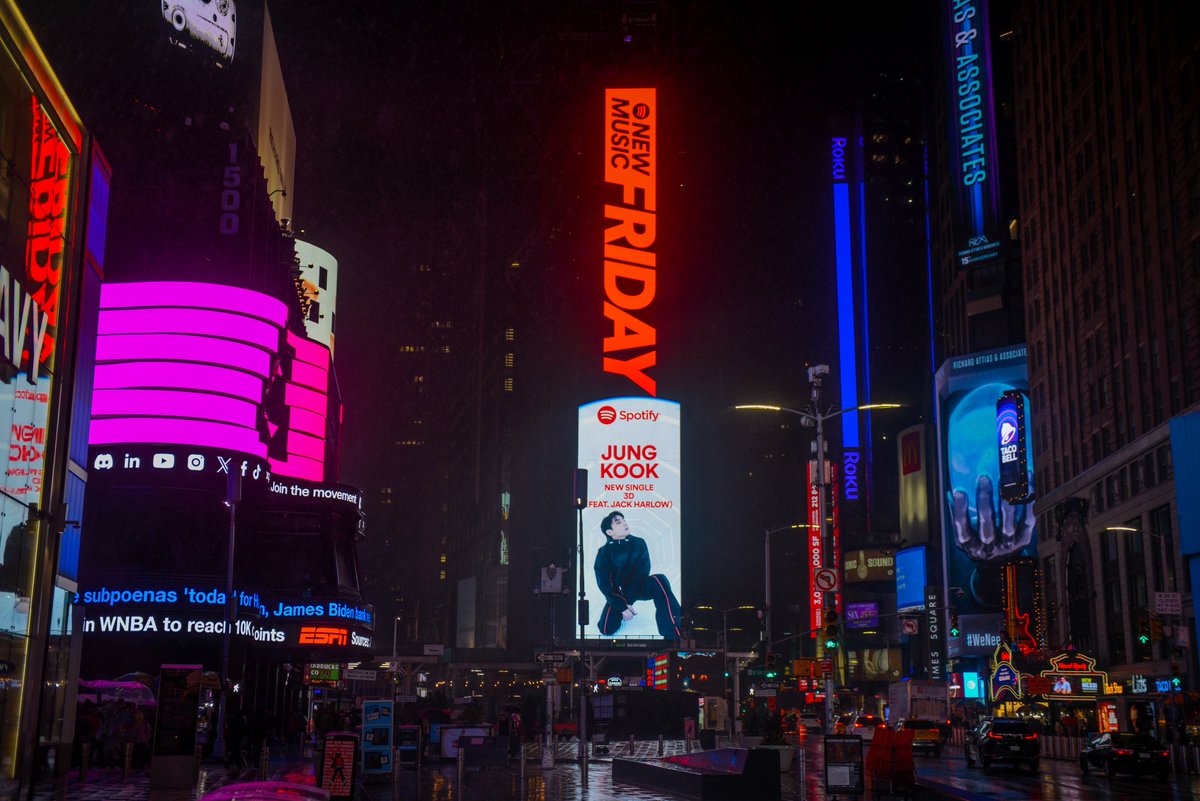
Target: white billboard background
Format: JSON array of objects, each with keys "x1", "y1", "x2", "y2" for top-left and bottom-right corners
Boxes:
[{"x1": 578, "y1": 397, "x2": 681, "y2": 639}]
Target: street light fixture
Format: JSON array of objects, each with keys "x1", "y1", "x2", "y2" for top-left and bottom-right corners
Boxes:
[
  {"x1": 1102, "y1": 525, "x2": 1178, "y2": 662},
  {"x1": 736, "y1": 374, "x2": 903, "y2": 729},
  {"x1": 763, "y1": 523, "x2": 815, "y2": 658},
  {"x1": 695, "y1": 604, "x2": 757, "y2": 738}
]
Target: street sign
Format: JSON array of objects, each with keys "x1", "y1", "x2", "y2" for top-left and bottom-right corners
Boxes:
[
  {"x1": 814, "y1": 567, "x2": 840, "y2": 593},
  {"x1": 1155, "y1": 592, "x2": 1182, "y2": 616},
  {"x1": 817, "y1": 659, "x2": 832, "y2": 675},
  {"x1": 760, "y1": 682, "x2": 781, "y2": 690},
  {"x1": 756, "y1": 688, "x2": 777, "y2": 698},
  {"x1": 536, "y1": 652, "x2": 568, "y2": 664},
  {"x1": 344, "y1": 669, "x2": 377, "y2": 681},
  {"x1": 395, "y1": 695, "x2": 418, "y2": 704},
  {"x1": 423, "y1": 644, "x2": 445, "y2": 656},
  {"x1": 902, "y1": 617, "x2": 919, "y2": 636}
]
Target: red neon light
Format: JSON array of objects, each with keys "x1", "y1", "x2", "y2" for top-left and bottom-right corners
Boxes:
[
  {"x1": 298, "y1": 626, "x2": 348, "y2": 646},
  {"x1": 808, "y1": 461, "x2": 823, "y2": 636},
  {"x1": 25, "y1": 98, "x2": 71, "y2": 374},
  {"x1": 603, "y1": 88, "x2": 657, "y2": 396}
]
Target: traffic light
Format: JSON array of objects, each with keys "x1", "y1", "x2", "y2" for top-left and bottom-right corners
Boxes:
[
  {"x1": 823, "y1": 609, "x2": 840, "y2": 651},
  {"x1": 1137, "y1": 615, "x2": 1151, "y2": 646},
  {"x1": 949, "y1": 611, "x2": 961, "y2": 639},
  {"x1": 765, "y1": 652, "x2": 777, "y2": 677}
]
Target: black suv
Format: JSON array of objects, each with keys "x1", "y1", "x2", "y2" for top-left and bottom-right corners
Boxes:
[
  {"x1": 965, "y1": 718, "x2": 1040, "y2": 772},
  {"x1": 1079, "y1": 732, "x2": 1170, "y2": 779}
]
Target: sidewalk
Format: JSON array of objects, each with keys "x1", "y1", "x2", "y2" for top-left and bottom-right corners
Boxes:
[{"x1": 25, "y1": 739, "x2": 942, "y2": 801}]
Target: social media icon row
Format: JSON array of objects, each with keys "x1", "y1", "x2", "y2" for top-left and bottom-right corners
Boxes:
[{"x1": 93, "y1": 453, "x2": 205, "y2": 471}]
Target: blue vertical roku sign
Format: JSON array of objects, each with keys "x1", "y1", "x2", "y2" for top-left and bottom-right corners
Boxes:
[
  {"x1": 832, "y1": 135, "x2": 869, "y2": 507},
  {"x1": 946, "y1": 0, "x2": 1003, "y2": 268}
]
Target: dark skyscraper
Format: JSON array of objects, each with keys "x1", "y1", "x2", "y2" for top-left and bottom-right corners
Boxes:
[{"x1": 1015, "y1": 1, "x2": 1199, "y2": 676}]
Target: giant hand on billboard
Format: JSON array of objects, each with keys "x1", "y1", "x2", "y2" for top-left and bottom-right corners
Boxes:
[
  {"x1": 937, "y1": 347, "x2": 1038, "y2": 616},
  {"x1": 945, "y1": 383, "x2": 1036, "y2": 563},
  {"x1": 947, "y1": 473, "x2": 1035, "y2": 560}
]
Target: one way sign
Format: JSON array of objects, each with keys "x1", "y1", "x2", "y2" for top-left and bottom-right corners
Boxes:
[{"x1": 536, "y1": 652, "x2": 567, "y2": 664}]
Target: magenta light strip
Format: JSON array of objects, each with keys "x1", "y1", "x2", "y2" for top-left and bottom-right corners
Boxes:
[
  {"x1": 102, "y1": 282, "x2": 289, "y2": 326},
  {"x1": 96, "y1": 334, "x2": 274, "y2": 378},
  {"x1": 91, "y1": 388, "x2": 259, "y2": 429},
  {"x1": 288, "y1": 407, "x2": 326, "y2": 437},
  {"x1": 89, "y1": 417, "x2": 266, "y2": 455},
  {"x1": 286, "y1": 429, "x2": 325, "y2": 462},
  {"x1": 98, "y1": 308, "x2": 283, "y2": 351},
  {"x1": 270, "y1": 454, "x2": 323, "y2": 481},
  {"x1": 95, "y1": 362, "x2": 265, "y2": 403},
  {"x1": 290, "y1": 359, "x2": 328, "y2": 391},
  {"x1": 289, "y1": 331, "x2": 330, "y2": 367},
  {"x1": 285, "y1": 382, "x2": 328, "y2": 417}
]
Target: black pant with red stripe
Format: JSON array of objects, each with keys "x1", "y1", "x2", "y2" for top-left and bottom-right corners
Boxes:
[{"x1": 596, "y1": 574, "x2": 682, "y2": 638}]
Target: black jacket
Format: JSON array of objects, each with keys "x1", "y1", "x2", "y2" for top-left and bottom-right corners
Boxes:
[{"x1": 594, "y1": 534, "x2": 650, "y2": 613}]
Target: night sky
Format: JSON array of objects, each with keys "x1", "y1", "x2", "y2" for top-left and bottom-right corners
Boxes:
[{"x1": 25, "y1": 1, "x2": 938, "y2": 624}]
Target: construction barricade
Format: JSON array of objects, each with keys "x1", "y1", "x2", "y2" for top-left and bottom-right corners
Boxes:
[{"x1": 865, "y1": 728, "x2": 915, "y2": 796}]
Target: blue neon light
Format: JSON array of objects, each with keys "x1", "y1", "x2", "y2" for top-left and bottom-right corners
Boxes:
[
  {"x1": 833, "y1": 182, "x2": 858, "y2": 447},
  {"x1": 857, "y1": 172, "x2": 871, "y2": 450}
]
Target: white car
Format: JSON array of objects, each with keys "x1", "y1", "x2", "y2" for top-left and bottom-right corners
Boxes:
[
  {"x1": 798, "y1": 714, "x2": 823, "y2": 734},
  {"x1": 851, "y1": 714, "x2": 885, "y2": 741}
]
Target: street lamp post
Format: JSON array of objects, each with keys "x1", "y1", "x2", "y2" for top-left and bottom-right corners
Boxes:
[
  {"x1": 697, "y1": 604, "x2": 756, "y2": 739},
  {"x1": 737, "y1": 369, "x2": 901, "y2": 729},
  {"x1": 764, "y1": 524, "x2": 809, "y2": 657},
  {"x1": 1103, "y1": 526, "x2": 1182, "y2": 679},
  {"x1": 391, "y1": 615, "x2": 402, "y2": 698}
]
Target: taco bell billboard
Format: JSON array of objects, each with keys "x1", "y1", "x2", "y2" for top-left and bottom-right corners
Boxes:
[{"x1": 578, "y1": 398, "x2": 681, "y2": 640}]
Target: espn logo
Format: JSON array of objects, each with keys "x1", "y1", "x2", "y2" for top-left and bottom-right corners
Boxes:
[{"x1": 298, "y1": 626, "x2": 348, "y2": 646}]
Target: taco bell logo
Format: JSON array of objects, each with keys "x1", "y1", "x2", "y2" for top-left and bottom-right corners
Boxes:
[{"x1": 999, "y1": 421, "x2": 1017, "y2": 445}]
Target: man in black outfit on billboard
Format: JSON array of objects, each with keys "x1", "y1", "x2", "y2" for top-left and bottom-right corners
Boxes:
[{"x1": 594, "y1": 511, "x2": 682, "y2": 638}]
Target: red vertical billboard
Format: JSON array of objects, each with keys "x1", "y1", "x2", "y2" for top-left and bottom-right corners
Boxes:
[
  {"x1": 807, "y1": 462, "x2": 823, "y2": 637},
  {"x1": 602, "y1": 88, "x2": 657, "y2": 396}
]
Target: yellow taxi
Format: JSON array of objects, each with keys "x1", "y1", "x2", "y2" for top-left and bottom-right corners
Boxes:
[{"x1": 897, "y1": 718, "x2": 944, "y2": 756}]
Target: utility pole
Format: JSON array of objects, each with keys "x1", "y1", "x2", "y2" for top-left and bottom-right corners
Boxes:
[{"x1": 574, "y1": 469, "x2": 589, "y2": 779}]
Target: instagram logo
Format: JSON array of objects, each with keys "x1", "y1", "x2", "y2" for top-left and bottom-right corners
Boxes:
[
  {"x1": 597, "y1": 406, "x2": 617, "y2": 425},
  {"x1": 187, "y1": 454, "x2": 205, "y2": 471}
]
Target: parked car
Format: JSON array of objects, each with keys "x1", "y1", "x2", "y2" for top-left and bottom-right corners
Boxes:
[
  {"x1": 851, "y1": 714, "x2": 885, "y2": 742},
  {"x1": 1079, "y1": 732, "x2": 1170, "y2": 779},
  {"x1": 965, "y1": 718, "x2": 1040, "y2": 772},
  {"x1": 897, "y1": 718, "x2": 944, "y2": 756}
]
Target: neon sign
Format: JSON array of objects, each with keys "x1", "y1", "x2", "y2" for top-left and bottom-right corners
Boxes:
[
  {"x1": 1039, "y1": 651, "x2": 1108, "y2": 700},
  {"x1": 945, "y1": 0, "x2": 1003, "y2": 267},
  {"x1": 988, "y1": 642, "x2": 1021, "y2": 701},
  {"x1": 808, "y1": 461, "x2": 823, "y2": 637},
  {"x1": 603, "y1": 89, "x2": 657, "y2": 396},
  {"x1": 298, "y1": 626, "x2": 348, "y2": 646}
]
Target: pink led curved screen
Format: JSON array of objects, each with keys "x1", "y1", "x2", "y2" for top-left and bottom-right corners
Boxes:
[
  {"x1": 90, "y1": 282, "x2": 334, "y2": 481},
  {"x1": 90, "y1": 282, "x2": 287, "y2": 460},
  {"x1": 268, "y1": 331, "x2": 332, "y2": 481}
]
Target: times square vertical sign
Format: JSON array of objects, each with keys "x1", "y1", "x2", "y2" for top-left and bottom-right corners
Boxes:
[
  {"x1": 577, "y1": 89, "x2": 683, "y2": 641},
  {"x1": 946, "y1": 0, "x2": 1003, "y2": 268}
]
